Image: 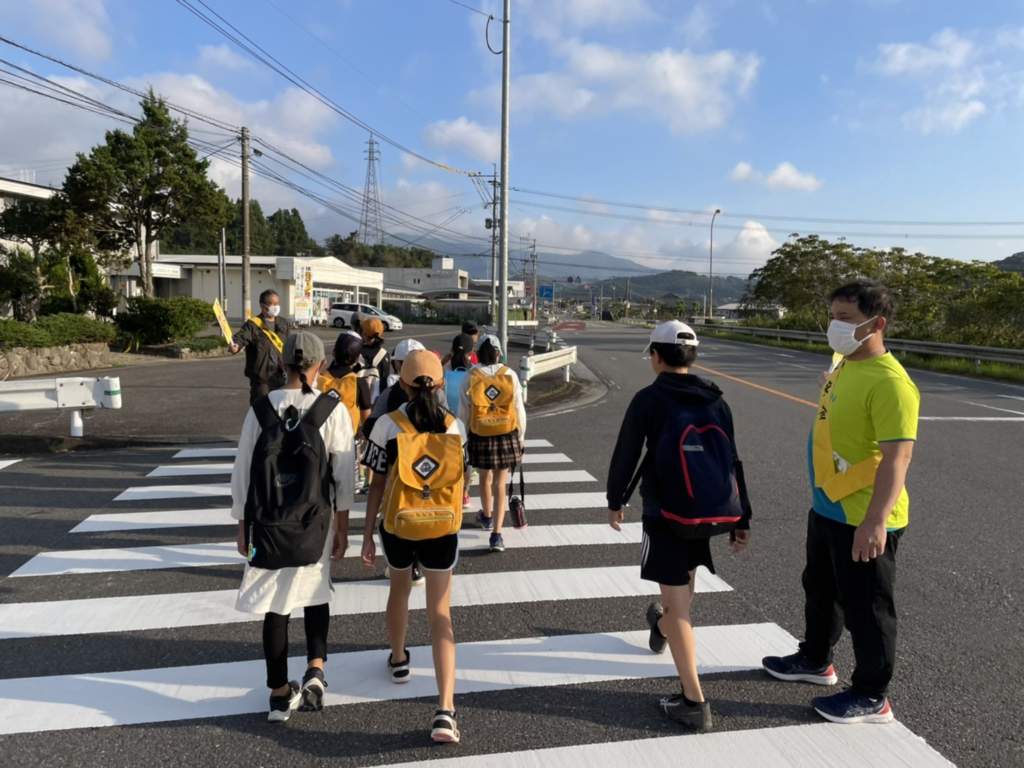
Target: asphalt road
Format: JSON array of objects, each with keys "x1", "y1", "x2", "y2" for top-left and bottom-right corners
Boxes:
[{"x1": 0, "y1": 321, "x2": 1020, "y2": 767}]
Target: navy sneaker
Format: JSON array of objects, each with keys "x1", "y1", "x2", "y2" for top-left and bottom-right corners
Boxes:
[
  {"x1": 658, "y1": 694, "x2": 713, "y2": 731},
  {"x1": 762, "y1": 652, "x2": 838, "y2": 686},
  {"x1": 646, "y1": 602, "x2": 667, "y2": 654},
  {"x1": 267, "y1": 680, "x2": 301, "y2": 722},
  {"x1": 299, "y1": 667, "x2": 326, "y2": 712},
  {"x1": 812, "y1": 689, "x2": 894, "y2": 724},
  {"x1": 477, "y1": 511, "x2": 493, "y2": 530},
  {"x1": 489, "y1": 532, "x2": 505, "y2": 552}
]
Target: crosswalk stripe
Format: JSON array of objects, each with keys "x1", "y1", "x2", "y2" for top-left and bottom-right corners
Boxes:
[
  {"x1": 0, "y1": 623, "x2": 791, "y2": 735},
  {"x1": 14, "y1": 523, "x2": 644, "y2": 577},
  {"x1": 114, "y1": 470, "x2": 598, "y2": 502},
  {"x1": 146, "y1": 452, "x2": 575, "y2": 478},
  {"x1": 71, "y1": 492, "x2": 612, "y2": 533},
  {"x1": 0, "y1": 459, "x2": 21, "y2": 471},
  {"x1": 0, "y1": 565, "x2": 730, "y2": 639},
  {"x1": 172, "y1": 438, "x2": 555, "y2": 460},
  {"x1": 375, "y1": 722, "x2": 955, "y2": 768}
]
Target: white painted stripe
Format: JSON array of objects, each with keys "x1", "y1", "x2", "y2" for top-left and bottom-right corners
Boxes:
[
  {"x1": 0, "y1": 565, "x2": 730, "y2": 639},
  {"x1": 172, "y1": 438, "x2": 555, "y2": 460},
  {"x1": 920, "y1": 416, "x2": 1024, "y2": 422},
  {"x1": 115, "y1": 470, "x2": 597, "y2": 501},
  {"x1": 0, "y1": 622, "x2": 785, "y2": 735},
  {"x1": 16, "y1": 523, "x2": 644, "y2": 577},
  {"x1": 0, "y1": 459, "x2": 21, "y2": 471},
  {"x1": 964, "y1": 400, "x2": 1024, "y2": 416},
  {"x1": 997, "y1": 394, "x2": 1024, "y2": 402},
  {"x1": 147, "y1": 451, "x2": 575, "y2": 478},
  {"x1": 377, "y1": 722, "x2": 954, "y2": 768},
  {"x1": 72, "y1": 492, "x2": 612, "y2": 533}
]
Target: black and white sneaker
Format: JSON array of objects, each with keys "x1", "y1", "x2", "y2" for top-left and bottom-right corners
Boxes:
[
  {"x1": 430, "y1": 708, "x2": 460, "y2": 743},
  {"x1": 267, "y1": 680, "x2": 301, "y2": 723},
  {"x1": 411, "y1": 564, "x2": 425, "y2": 586},
  {"x1": 646, "y1": 602, "x2": 667, "y2": 654},
  {"x1": 388, "y1": 649, "x2": 411, "y2": 684},
  {"x1": 299, "y1": 667, "x2": 327, "y2": 712},
  {"x1": 658, "y1": 694, "x2": 712, "y2": 731}
]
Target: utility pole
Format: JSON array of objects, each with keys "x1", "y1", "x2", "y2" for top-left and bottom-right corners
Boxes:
[
  {"x1": 489, "y1": 166, "x2": 498, "y2": 324},
  {"x1": 220, "y1": 227, "x2": 227, "y2": 309},
  {"x1": 521, "y1": 236, "x2": 537, "y2": 321},
  {"x1": 240, "y1": 126, "x2": 252, "y2": 318},
  {"x1": 497, "y1": 0, "x2": 511, "y2": 355},
  {"x1": 707, "y1": 208, "x2": 721, "y2": 321}
]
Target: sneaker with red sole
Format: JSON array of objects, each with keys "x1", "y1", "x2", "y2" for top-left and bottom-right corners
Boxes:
[
  {"x1": 762, "y1": 652, "x2": 839, "y2": 685},
  {"x1": 812, "y1": 689, "x2": 894, "y2": 724}
]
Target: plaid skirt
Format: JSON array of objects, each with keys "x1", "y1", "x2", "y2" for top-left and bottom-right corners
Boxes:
[{"x1": 467, "y1": 431, "x2": 523, "y2": 470}]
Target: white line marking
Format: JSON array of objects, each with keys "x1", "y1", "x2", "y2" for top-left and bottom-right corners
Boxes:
[
  {"x1": 376, "y1": 722, "x2": 954, "y2": 768},
  {"x1": 148, "y1": 452, "x2": 575, "y2": 477},
  {"x1": 964, "y1": 400, "x2": 1024, "y2": 416},
  {"x1": 0, "y1": 459, "x2": 21, "y2": 471},
  {"x1": 15, "y1": 523, "x2": 644, "y2": 577},
  {"x1": 920, "y1": 416, "x2": 1024, "y2": 422},
  {"x1": 115, "y1": 470, "x2": 597, "y2": 501},
  {"x1": 997, "y1": 394, "x2": 1024, "y2": 402},
  {"x1": 72, "y1": 492, "x2": 612, "y2": 533},
  {"x1": 172, "y1": 438, "x2": 554, "y2": 460},
  {"x1": 0, "y1": 622, "x2": 783, "y2": 735},
  {"x1": 0, "y1": 565, "x2": 730, "y2": 639}
]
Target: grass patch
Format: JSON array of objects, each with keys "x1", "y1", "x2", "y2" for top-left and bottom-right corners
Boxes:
[
  {"x1": 173, "y1": 336, "x2": 227, "y2": 353},
  {"x1": 702, "y1": 329, "x2": 1024, "y2": 385}
]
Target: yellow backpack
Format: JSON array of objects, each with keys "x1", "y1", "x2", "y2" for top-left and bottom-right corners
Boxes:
[
  {"x1": 381, "y1": 410, "x2": 464, "y2": 540},
  {"x1": 468, "y1": 366, "x2": 518, "y2": 436},
  {"x1": 317, "y1": 371, "x2": 360, "y2": 433}
]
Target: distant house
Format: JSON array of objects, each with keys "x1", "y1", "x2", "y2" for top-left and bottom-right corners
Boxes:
[{"x1": 716, "y1": 302, "x2": 786, "y2": 321}]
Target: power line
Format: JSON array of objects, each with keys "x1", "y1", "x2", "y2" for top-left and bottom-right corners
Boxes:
[{"x1": 445, "y1": 0, "x2": 494, "y2": 18}]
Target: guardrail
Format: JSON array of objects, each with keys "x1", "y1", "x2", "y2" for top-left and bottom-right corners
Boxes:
[
  {"x1": 518, "y1": 346, "x2": 578, "y2": 403},
  {"x1": 0, "y1": 376, "x2": 123, "y2": 437},
  {"x1": 482, "y1": 323, "x2": 561, "y2": 352},
  {"x1": 704, "y1": 326, "x2": 1024, "y2": 366}
]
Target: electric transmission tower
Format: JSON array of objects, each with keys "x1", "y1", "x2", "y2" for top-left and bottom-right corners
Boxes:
[{"x1": 358, "y1": 134, "x2": 384, "y2": 245}]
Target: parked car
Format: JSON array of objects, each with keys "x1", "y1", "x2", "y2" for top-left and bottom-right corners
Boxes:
[{"x1": 328, "y1": 302, "x2": 403, "y2": 331}]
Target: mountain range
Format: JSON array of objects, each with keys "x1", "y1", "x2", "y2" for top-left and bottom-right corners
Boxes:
[{"x1": 994, "y1": 252, "x2": 1024, "y2": 273}]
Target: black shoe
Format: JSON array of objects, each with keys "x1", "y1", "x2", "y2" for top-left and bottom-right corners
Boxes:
[
  {"x1": 267, "y1": 680, "x2": 301, "y2": 722},
  {"x1": 658, "y1": 694, "x2": 712, "y2": 731},
  {"x1": 646, "y1": 602, "x2": 667, "y2": 654},
  {"x1": 411, "y1": 564, "x2": 425, "y2": 585},
  {"x1": 299, "y1": 667, "x2": 326, "y2": 712},
  {"x1": 430, "y1": 708, "x2": 460, "y2": 743},
  {"x1": 762, "y1": 652, "x2": 838, "y2": 686}
]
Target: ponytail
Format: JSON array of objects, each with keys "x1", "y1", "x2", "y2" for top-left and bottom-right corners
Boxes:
[
  {"x1": 406, "y1": 375, "x2": 448, "y2": 433},
  {"x1": 287, "y1": 351, "x2": 316, "y2": 395}
]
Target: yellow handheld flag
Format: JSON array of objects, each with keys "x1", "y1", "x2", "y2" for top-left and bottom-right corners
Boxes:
[
  {"x1": 828, "y1": 352, "x2": 843, "y2": 373},
  {"x1": 212, "y1": 299, "x2": 234, "y2": 345}
]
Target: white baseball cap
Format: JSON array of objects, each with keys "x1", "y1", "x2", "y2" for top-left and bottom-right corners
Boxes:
[
  {"x1": 478, "y1": 333, "x2": 502, "y2": 356},
  {"x1": 645, "y1": 320, "x2": 700, "y2": 354},
  {"x1": 393, "y1": 338, "x2": 426, "y2": 361}
]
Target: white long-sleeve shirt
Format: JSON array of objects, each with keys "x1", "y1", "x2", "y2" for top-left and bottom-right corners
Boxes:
[{"x1": 458, "y1": 363, "x2": 527, "y2": 440}]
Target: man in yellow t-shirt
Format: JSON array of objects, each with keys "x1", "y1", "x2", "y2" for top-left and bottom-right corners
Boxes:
[{"x1": 763, "y1": 280, "x2": 920, "y2": 726}]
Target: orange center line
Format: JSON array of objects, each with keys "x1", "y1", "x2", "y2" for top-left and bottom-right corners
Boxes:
[{"x1": 694, "y1": 363, "x2": 818, "y2": 409}]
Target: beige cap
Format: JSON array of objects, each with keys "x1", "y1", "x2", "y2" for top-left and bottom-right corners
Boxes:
[{"x1": 400, "y1": 349, "x2": 444, "y2": 387}]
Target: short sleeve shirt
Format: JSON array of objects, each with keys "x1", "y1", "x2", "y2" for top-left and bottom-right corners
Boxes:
[
  {"x1": 362, "y1": 403, "x2": 468, "y2": 475},
  {"x1": 807, "y1": 353, "x2": 920, "y2": 529}
]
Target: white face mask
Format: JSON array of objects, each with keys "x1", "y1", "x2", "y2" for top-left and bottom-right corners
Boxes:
[
  {"x1": 827, "y1": 317, "x2": 877, "y2": 356},
  {"x1": 264, "y1": 304, "x2": 281, "y2": 318}
]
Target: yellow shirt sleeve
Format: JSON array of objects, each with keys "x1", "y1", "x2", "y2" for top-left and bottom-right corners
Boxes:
[{"x1": 869, "y1": 376, "x2": 920, "y2": 443}]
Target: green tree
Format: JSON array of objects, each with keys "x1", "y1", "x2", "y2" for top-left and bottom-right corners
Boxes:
[
  {"x1": 64, "y1": 92, "x2": 223, "y2": 297},
  {"x1": 0, "y1": 198, "x2": 60, "y2": 320},
  {"x1": 161, "y1": 186, "x2": 234, "y2": 255},
  {"x1": 268, "y1": 207, "x2": 319, "y2": 256},
  {"x1": 224, "y1": 198, "x2": 274, "y2": 255}
]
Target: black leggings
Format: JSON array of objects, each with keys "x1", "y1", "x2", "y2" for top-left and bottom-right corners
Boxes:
[{"x1": 262, "y1": 604, "x2": 330, "y2": 689}]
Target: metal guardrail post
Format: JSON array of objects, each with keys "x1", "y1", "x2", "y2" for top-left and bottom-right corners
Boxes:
[{"x1": 519, "y1": 353, "x2": 533, "y2": 404}]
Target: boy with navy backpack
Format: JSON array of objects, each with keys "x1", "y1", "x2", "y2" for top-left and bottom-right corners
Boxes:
[
  {"x1": 231, "y1": 331, "x2": 355, "y2": 723},
  {"x1": 607, "y1": 320, "x2": 752, "y2": 731}
]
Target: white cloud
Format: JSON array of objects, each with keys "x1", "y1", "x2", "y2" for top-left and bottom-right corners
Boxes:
[
  {"x1": 197, "y1": 44, "x2": 254, "y2": 73},
  {"x1": 904, "y1": 99, "x2": 986, "y2": 134},
  {"x1": 678, "y1": 4, "x2": 714, "y2": 46},
  {"x1": 729, "y1": 161, "x2": 823, "y2": 191},
  {"x1": 1, "y1": 0, "x2": 113, "y2": 59},
  {"x1": 423, "y1": 117, "x2": 499, "y2": 163},
  {"x1": 519, "y1": 0, "x2": 656, "y2": 39},
  {"x1": 486, "y1": 39, "x2": 760, "y2": 134},
  {"x1": 876, "y1": 28, "x2": 973, "y2": 76}
]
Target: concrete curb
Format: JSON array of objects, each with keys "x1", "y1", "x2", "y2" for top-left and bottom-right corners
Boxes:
[{"x1": 529, "y1": 352, "x2": 609, "y2": 419}]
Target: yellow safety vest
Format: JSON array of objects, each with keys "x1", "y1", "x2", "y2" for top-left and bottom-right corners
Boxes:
[
  {"x1": 248, "y1": 316, "x2": 284, "y2": 355},
  {"x1": 811, "y1": 361, "x2": 882, "y2": 503}
]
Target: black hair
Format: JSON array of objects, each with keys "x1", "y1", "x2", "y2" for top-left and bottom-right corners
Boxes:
[
  {"x1": 286, "y1": 350, "x2": 317, "y2": 394},
  {"x1": 332, "y1": 333, "x2": 363, "y2": 368},
  {"x1": 450, "y1": 333, "x2": 474, "y2": 371},
  {"x1": 650, "y1": 342, "x2": 697, "y2": 368},
  {"x1": 259, "y1": 289, "x2": 279, "y2": 306},
  {"x1": 405, "y1": 375, "x2": 449, "y2": 433},
  {"x1": 461, "y1": 321, "x2": 479, "y2": 336},
  {"x1": 829, "y1": 280, "x2": 894, "y2": 321},
  {"x1": 478, "y1": 338, "x2": 500, "y2": 365}
]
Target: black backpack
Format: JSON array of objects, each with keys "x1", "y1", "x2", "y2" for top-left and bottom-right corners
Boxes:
[{"x1": 244, "y1": 392, "x2": 340, "y2": 570}]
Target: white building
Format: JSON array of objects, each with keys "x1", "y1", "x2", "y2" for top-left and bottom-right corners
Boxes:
[{"x1": 376, "y1": 256, "x2": 470, "y2": 298}]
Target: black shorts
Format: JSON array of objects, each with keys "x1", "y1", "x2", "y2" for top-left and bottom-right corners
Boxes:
[
  {"x1": 379, "y1": 522, "x2": 459, "y2": 572},
  {"x1": 640, "y1": 517, "x2": 715, "y2": 587}
]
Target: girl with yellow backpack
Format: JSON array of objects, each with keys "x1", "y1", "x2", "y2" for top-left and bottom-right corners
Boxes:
[
  {"x1": 359, "y1": 350, "x2": 467, "y2": 744},
  {"x1": 318, "y1": 332, "x2": 373, "y2": 435},
  {"x1": 458, "y1": 334, "x2": 526, "y2": 553}
]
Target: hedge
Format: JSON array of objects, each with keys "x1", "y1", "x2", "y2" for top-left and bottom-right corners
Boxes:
[
  {"x1": 116, "y1": 297, "x2": 214, "y2": 345},
  {"x1": 0, "y1": 313, "x2": 116, "y2": 349}
]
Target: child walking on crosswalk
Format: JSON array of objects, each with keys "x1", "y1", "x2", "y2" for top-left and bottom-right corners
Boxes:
[
  {"x1": 230, "y1": 331, "x2": 355, "y2": 723},
  {"x1": 459, "y1": 334, "x2": 526, "y2": 552},
  {"x1": 360, "y1": 350, "x2": 467, "y2": 743}
]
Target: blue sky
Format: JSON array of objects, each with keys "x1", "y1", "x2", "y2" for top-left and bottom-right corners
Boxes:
[{"x1": 1, "y1": 0, "x2": 1023, "y2": 276}]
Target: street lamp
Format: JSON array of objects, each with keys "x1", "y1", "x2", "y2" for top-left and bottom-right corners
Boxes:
[{"x1": 706, "y1": 208, "x2": 721, "y2": 320}]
